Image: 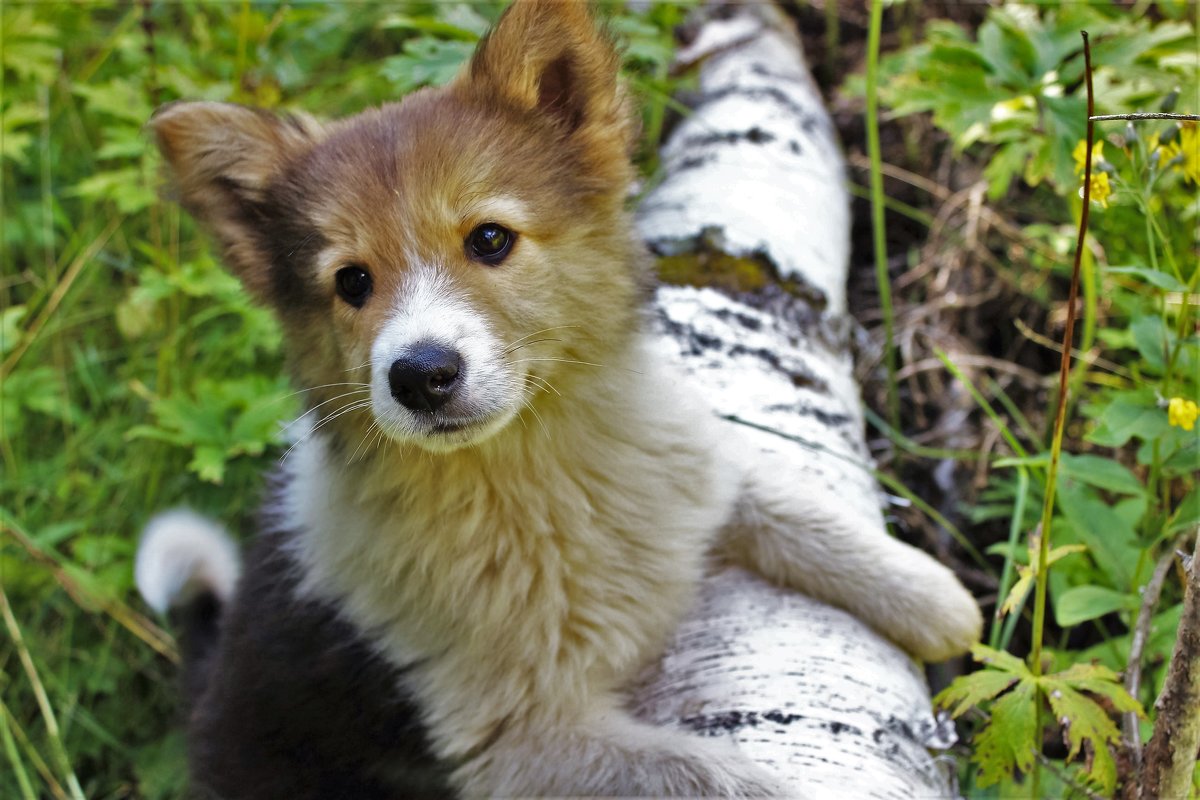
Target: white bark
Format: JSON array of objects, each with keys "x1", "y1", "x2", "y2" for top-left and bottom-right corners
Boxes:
[{"x1": 634, "y1": 4, "x2": 957, "y2": 797}]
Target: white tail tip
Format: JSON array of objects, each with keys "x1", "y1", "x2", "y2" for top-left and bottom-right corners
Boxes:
[{"x1": 135, "y1": 510, "x2": 241, "y2": 614}]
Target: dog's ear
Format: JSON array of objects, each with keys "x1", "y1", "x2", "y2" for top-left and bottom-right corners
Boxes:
[
  {"x1": 150, "y1": 101, "x2": 323, "y2": 300},
  {"x1": 463, "y1": 0, "x2": 635, "y2": 153}
]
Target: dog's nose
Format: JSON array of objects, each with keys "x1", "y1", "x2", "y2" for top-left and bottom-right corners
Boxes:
[{"x1": 388, "y1": 344, "x2": 462, "y2": 413}]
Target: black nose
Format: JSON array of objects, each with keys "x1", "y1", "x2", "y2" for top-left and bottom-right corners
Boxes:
[{"x1": 388, "y1": 344, "x2": 462, "y2": 413}]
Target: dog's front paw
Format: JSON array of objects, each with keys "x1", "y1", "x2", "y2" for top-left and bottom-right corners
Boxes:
[{"x1": 890, "y1": 560, "x2": 983, "y2": 662}]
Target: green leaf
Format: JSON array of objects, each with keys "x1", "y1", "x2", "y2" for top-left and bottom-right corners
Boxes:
[
  {"x1": 974, "y1": 677, "x2": 1039, "y2": 787},
  {"x1": 1055, "y1": 584, "x2": 1135, "y2": 627},
  {"x1": 1059, "y1": 453, "x2": 1145, "y2": 497},
  {"x1": 379, "y1": 38, "x2": 475, "y2": 93},
  {"x1": 978, "y1": 13, "x2": 1038, "y2": 89},
  {"x1": 377, "y1": 13, "x2": 483, "y2": 41},
  {"x1": 1086, "y1": 390, "x2": 1168, "y2": 447},
  {"x1": 971, "y1": 643, "x2": 1034, "y2": 677},
  {"x1": 189, "y1": 444, "x2": 228, "y2": 485},
  {"x1": 0, "y1": 304, "x2": 28, "y2": 356},
  {"x1": 935, "y1": 669, "x2": 1019, "y2": 718},
  {"x1": 1168, "y1": 486, "x2": 1200, "y2": 536},
  {"x1": 1000, "y1": 569, "x2": 1034, "y2": 618},
  {"x1": 1054, "y1": 663, "x2": 1143, "y2": 716},
  {"x1": 1131, "y1": 315, "x2": 1171, "y2": 373},
  {"x1": 1106, "y1": 265, "x2": 1187, "y2": 292},
  {"x1": 1043, "y1": 683, "x2": 1122, "y2": 794},
  {"x1": 1056, "y1": 480, "x2": 1139, "y2": 589}
]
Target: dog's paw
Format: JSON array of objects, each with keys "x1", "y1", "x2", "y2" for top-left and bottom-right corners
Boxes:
[{"x1": 890, "y1": 561, "x2": 983, "y2": 662}]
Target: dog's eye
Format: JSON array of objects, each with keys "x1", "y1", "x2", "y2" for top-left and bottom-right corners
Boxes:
[
  {"x1": 466, "y1": 223, "x2": 515, "y2": 265},
  {"x1": 335, "y1": 265, "x2": 372, "y2": 307}
]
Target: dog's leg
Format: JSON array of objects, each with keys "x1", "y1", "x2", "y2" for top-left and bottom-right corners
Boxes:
[
  {"x1": 720, "y1": 457, "x2": 982, "y2": 662},
  {"x1": 454, "y1": 699, "x2": 788, "y2": 798}
]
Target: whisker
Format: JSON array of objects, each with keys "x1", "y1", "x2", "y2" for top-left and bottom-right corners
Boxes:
[
  {"x1": 284, "y1": 389, "x2": 372, "y2": 425},
  {"x1": 349, "y1": 418, "x2": 383, "y2": 464},
  {"x1": 343, "y1": 360, "x2": 375, "y2": 374},
  {"x1": 282, "y1": 400, "x2": 373, "y2": 463},
  {"x1": 503, "y1": 325, "x2": 580, "y2": 352},
  {"x1": 510, "y1": 356, "x2": 606, "y2": 369},
  {"x1": 524, "y1": 373, "x2": 562, "y2": 398},
  {"x1": 369, "y1": 424, "x2": 389, "y2": 458},
  {"x1": 519, "y1": 391, "x2": 550, "y2": 439},
  {"x1": 280, "y1": 382, "x2": 371, "y2": 400},
  {"x1": 504, "y1": 337, "x2": 562, "y2": 355}
]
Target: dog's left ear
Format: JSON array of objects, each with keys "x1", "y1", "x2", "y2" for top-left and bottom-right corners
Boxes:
[{"x1": 461, "y1": 0, "x2": 635, "y2": 151}]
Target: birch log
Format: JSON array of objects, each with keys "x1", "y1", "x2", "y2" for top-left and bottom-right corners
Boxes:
[{"x1": 633, "y1": 4, "x2": 958, "y2": 797}]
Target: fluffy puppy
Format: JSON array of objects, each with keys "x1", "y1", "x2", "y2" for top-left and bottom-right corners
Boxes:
[{"x1": 138, "y1": 1, "x2": 982, "y2": 796}]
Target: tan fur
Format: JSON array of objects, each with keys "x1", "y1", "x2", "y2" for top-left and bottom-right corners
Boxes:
[{"x1": 153, "y1": 1, "x2": 982, "y2": 795}]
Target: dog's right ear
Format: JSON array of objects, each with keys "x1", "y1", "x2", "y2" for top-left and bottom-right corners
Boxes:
[{"x1": 150, "y1": 101, "x2": 323, "y2": 300}]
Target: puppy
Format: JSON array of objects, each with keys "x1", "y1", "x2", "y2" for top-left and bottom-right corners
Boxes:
[{"x1": 137, "y1": 1, "x2": 982, "y2": 796}]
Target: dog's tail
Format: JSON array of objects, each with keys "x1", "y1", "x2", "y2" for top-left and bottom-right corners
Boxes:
[{"x1": 136, "y1": 510, "x2": 240, "y2": 699}]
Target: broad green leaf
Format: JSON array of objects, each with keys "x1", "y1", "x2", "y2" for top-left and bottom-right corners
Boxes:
[
  {"x1": 935, "y1": 669, "x2": 1018, "y2": 718},
  {"x1": 974, "y1": 677, "x2": 1039, "y2": 787},
  {"x1": 1131, "y1": 315, "x2": 1171, "y2": 373},
  {"x1": 1059, "y1": 453, "x2": 1145, "y2": 497},
  {"x1": 1056, "y1": 481, "x2": 1139, "y2": 589},
  {"x1": 978, "y1": 12, "x2": 1038, "y2": 89},
  {"x1": 1086, "y1": 391, "x2": 1169, "y2": 447},
  {"x1": 1054, "y1": 585, "x2": 1135, "y2": 627}
]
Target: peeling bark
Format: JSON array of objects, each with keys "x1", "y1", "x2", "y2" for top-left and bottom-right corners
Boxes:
[{"x1": 633, "y1": 3, "x2": 956, "y2": 797}]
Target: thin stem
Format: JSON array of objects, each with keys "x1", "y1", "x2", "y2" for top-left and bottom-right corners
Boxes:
[
  {"x1": 865, "y1": 0, "x2": 899, "y2": 432},
  {"x1": 1030, "y1": 29, "x2": 1095, "y2": 798}
]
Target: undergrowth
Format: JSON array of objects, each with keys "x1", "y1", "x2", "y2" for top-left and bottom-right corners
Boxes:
[
  {"x1": 0, "y1": 3, "x2": 682, "y2": 797},
  {"x1": 853, "y1": 2, "x2": 1198, "y2": 796}
]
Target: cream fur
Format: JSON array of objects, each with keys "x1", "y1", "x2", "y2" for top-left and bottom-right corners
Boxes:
[{"x1": 283, "y1": 333, "x2": 980, "y2": 796}]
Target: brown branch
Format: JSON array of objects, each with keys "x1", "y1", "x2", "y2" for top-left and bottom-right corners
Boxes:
[
  {"x1": 1123, "y1": 544, "x2": 1181, "y2": 763},
  {"x1": 1089, "y1": 112, "x2": 1199, "y2": 122},
  {"x1": 1138, "y1": 531, "x2": 1200, "y2": 799}
]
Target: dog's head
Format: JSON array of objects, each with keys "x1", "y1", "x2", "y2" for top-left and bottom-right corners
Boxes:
[{"x1": 152, "y1": 0, "x2": 645, "y2": 454}]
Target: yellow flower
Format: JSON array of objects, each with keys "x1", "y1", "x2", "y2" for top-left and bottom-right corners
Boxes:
[
  {"x1": 1177, "y1": 122, "x2": 1199, "y2": 184},
  {"x1": 1073, "y1": 139, "x2": 1104, "y2": 176},
  {"x1": 1084, "y1": 171, "x2": 1112, "y2": 208},
  {"x1": 1157, "y1": 123, "x2": 1199, "y2": 184},
  {"x1": 1168, "y1": 397, "x2": 1199, "y2": 432}
]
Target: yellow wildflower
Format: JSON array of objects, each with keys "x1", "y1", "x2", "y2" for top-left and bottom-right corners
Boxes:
[
  {"x1": 1157, "y1": 123, "x2": 1199, "y2": 184},
  {"x1": 1083, "y1": 171, "x2": 1112, "y2": 208},
  {"x1": 1073, "y1": 139, "x2": 1104, "y2": 176},
  {"x1": 1177, "y1": 122, "x2": 1199, "y2": 184},
  {"x1": 1168, "y1": 397, "x2": 1199, "y2": 432}
]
